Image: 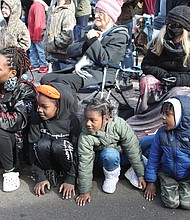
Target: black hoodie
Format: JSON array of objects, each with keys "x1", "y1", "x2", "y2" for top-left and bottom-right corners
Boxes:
[{"x1": 28, "y1": 82, "x2": 81, "y2": 184}]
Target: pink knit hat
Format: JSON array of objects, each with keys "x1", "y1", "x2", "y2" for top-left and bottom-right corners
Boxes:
[{"x1": 95, "y1": 0, "x2": 123, "y2": 23}]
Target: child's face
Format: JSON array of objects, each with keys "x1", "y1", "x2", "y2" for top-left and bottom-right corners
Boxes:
[
  {"x1": 37, "y1": 94, "x2": 58, "y2": 121},
  {"x1": 84, "y1": 110, "x2": 110, "y2": 134},
  {"x1": 162, "y1": 110, "x2": 175, "y2": 130},
  {"x1": 1, "y1": 2, "x2": 11, "y2": 18},
  {"x1": 0, "y1": 54, "x2": 16, "y2": 84}
]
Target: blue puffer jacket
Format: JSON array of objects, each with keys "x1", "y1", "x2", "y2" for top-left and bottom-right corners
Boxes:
[{"x1": 146, "y1": 95, "x2": 190, "y2": 182}]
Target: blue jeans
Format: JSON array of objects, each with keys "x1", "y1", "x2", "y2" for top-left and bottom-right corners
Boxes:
[
  {"x1": 139, "y1": 134, "x2": 155, "y2": 156},
  {"x1": 29, "y1": 41, "x2": 46, "y2": 67},
  {"x1": 76, "y1": 15, "x2": 90, "y2": 26},
  {"x1": 74, "y1": 15, "x2": 90, "y2": 41},
  {"x1": 99, "y1": 137, "x2": 154, "y2": 171},
  {"x1": 121, "y1": 21, "x2": 134, "y2": 69},
  {"x1": 99, "y1": 148, "x2": 129, "y2": 171}
]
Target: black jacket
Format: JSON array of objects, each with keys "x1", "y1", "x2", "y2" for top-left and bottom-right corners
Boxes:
[
  {"x1": 141, "y1": 39, "x2": 190, "y2": 86},
  {"x1": 0, "y1": 81, "x2": 36, "y2": 133}
]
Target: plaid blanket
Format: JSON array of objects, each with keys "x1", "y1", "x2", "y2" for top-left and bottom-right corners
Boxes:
[{"x1": 127, "y1": 75, "x2": 190, "y2": 136}]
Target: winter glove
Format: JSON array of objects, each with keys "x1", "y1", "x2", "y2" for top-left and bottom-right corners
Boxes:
[
  {"x1": 156, "y1": 71, "x2": 172, "y2": 81},
  {"x1": 87, "y1": 29, "x2": 101, "y2": 39},
  {"x1": 74, "y1": 55, "x2": 93, "y2": 79},
  {"x1": 161, "y1": 76, "x2": 177, "y2": 92}
]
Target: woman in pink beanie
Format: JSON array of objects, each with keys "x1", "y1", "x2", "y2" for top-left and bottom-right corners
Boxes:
[
  {"x1": 85, "y1": 0, "x2": 124, "y2": 39},
  {"x1": 95, "y1": 0, "x2": 123, "y2": 23},
  {"x1": 41, "y1": 0, "x2": 129, "y2": 100}
]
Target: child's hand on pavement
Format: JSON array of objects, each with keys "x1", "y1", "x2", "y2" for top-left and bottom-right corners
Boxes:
[
  {"x1": 144, "y1": 182, "x2": 156, "y2": 201},
  {"x1": 76, "y1": 193, "x2": 91, "y2": 206},
  {"x1": 59, "y1": 182, "x2": 75, "y2": 199},
  {"x1": 138, "y1": 178, "x2": 146, "y2": 190},
  {"x1": 34, "y1": 180, "x2": 50, "y2": 197}
]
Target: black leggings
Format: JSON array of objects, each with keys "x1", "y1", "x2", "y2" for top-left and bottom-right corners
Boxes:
[
  {"x1": 34, "y1": 136, "x2": 74, "y2": 173},
  {"x1": 0, "y1": 129, "x2": 16, "y2": 170}
]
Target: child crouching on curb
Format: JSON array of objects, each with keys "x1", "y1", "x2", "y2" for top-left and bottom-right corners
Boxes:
[
  {"x1": 76, "y1": 98, "x2": 146, "y2": 206},
  {"x1": 0, "y1": 46, "x2": 36, "y2": 192},
  {"x1": 28, "y1": 83, "x2": 80, "y2": 199},
  {"x1": 144, "y1": 95, "x2": 190, "y2": 210}
]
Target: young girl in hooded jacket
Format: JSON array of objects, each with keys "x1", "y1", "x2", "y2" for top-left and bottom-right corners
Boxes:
[{"x1": 76, "y1": 98, "x2": 146, "y2": 206}]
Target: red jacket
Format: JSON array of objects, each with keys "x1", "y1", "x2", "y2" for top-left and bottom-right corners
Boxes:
[
  {"x1": 28, "y1": 1, "x2": 46, "y2": 43},
  {"x1": 142, "y1": 0, "x2": 155, "y2": 15}
]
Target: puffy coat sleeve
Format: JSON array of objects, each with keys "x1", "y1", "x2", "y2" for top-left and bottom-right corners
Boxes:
[
  {"x1": 145, "y1": 130, "x2": 163, "y2": 182},
  {"x1": 117, "y1": 118, "x2": 145, "y2": 178},
  {"x1": 77, "y1": 134, "x2": 95, "y2": 194},
  {"x1": 174, "y1": 59, "x2": 190, "y2": 86},
  {"x1": 0, "y1": 82, "x2": 36, "y2": 132},
  {"x1": 141, "y1": 48, "x2": 171, "y2": 80}
]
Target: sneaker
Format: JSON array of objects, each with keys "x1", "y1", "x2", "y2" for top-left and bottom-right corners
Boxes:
[
  {"x1": 29, "y1": 66, "x2": 39, "y2": 71},
  {"x1": 3, "y1": 172, "x2": 20, "y2": 192},
  {"x1": 38, "y1": 66, "x2": 48, "y2": 73},
  {"x1": 124, "y1": 167, "x2": 141, "y2": 189}
]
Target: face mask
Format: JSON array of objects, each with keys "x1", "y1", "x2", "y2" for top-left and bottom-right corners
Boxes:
[
  {"x1": 166, "y1": 26, "x2": 183, "y2": 39},
  {"x1": 4, "y1": 76, "x2": 18, "y2": 91}
]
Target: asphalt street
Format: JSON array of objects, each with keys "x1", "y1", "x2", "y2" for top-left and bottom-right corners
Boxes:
[{"x1": 0, "y1": 165, "x2": 189, "y2": 220}]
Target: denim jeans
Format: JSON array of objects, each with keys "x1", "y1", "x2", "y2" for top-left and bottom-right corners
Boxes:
[
  {"x1": 121, "y1": 21, "x2": 134, "y2": 69},
  {"x1": 76, "y1": 15, "x2": 90, "y2": 26},
  {"x1": 139, "y1": 134, "x2": 155, "y2": 156},
  {"x1": 99, "y1": 148, "x2": 129, "y2": 171},
  {"x1": 98, "y1": 136, "x2": 155, "y2": 171},
  {"x1": 29, "y1": 40, "x2": 47, "y2": 67}
]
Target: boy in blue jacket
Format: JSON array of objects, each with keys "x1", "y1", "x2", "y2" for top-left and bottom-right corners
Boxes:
[{"x1": 144, "y1": 95, "x2": 190, "y2": 210}]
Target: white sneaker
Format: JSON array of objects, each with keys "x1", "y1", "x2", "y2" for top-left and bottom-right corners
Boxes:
[
  {"x1": 102, "y1": 166, "x2": 120, "y2": 194},
  {"x1": 3, "y1": 172, "x2": 20, "y2": 192},
  {"x1": 124, "y1": 167, "x2": 141, "y2": 189}
]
